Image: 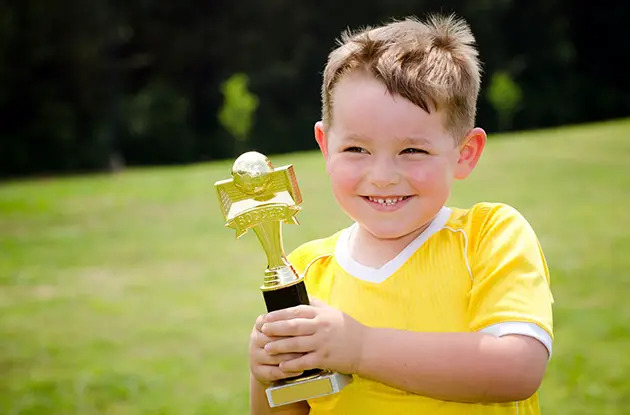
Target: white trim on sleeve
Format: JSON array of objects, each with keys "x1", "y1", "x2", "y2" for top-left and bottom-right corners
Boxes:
[{"x1": 480, "y1": 322, "x2": 553, "y2": 358}]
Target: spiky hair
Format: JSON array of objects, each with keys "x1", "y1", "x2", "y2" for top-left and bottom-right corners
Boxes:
[{"x1": 321, "y1": 14, "x2": 482, "y2": 141}]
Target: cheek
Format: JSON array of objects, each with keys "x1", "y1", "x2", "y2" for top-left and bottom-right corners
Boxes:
[
  {"x1": 406, "y1": 159, "x2": 452, "y2": 190},
  {"x1": 327, "y1": 158, "x2": 363, "y2": 191}
]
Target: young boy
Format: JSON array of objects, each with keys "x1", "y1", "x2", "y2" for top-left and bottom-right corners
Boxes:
[{"x1": 249, "y1": 14, "x2": 553, "y2": 414}]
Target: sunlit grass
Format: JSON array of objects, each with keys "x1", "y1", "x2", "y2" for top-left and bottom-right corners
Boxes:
[{"x1": 1, "y1": 118, "x2": 629, "y2": 414}]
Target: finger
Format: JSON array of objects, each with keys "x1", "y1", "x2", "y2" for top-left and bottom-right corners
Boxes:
[
  {"x1": 279, "y1": 353, "x2": 320, "y2": 373},
  {"x1": 252, "y1": 330, "x2": 284, "y2": 348},
  {"x1": 253, "y1": 365, "x2": 304, "y2": 382},
  {"x1": 254, "y1": 314, "x2": 267, "y2": 332},
  {"x1": 262, "y1": 318, "x2": 318, "y2": 337},
  {"x1": 265, "y1": 335, "x2": 315, "y2": 355},
  {"x1": 308, "y1": 296, "x2": 326, "y2": 307},
  {"x1": 265, "y1": 305, "x2": 317, "y2": 323},
  {"x1": 257, "y1": 351, "x2": 305, "y2": 365}
]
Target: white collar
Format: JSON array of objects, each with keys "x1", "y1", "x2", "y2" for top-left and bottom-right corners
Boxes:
[{"x1": 334, "y1": 207, "x2": 452, "y2": 283}]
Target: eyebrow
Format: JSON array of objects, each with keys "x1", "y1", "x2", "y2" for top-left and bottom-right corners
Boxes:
[
  {"x1": 343, "y1": 134, "x2": 432, "y2": 146},
  {"x1": 343, "y1": 134, "x2": 371, "y2": 144},
  {"x1": 400, "y1": 136, "x2": 432, "y2": 147},
  {"x1": 340, "y1": 134, "x2": 435, "y2": 151}
]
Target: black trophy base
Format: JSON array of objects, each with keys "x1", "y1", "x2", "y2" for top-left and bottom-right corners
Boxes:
[{"x1": 263, "y1": 280, "x2": 309, "y2": 312}]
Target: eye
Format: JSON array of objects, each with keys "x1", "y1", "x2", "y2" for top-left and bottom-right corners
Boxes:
[
  {"x1": 343, "y1": 146, "x2": 368, "y2": 153},
  {"x1": 400, "y1": 148, "x2": 429, "y2": 155}
]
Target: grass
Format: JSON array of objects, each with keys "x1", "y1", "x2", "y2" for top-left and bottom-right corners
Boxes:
[{"x1": 1, "y1": 118, "x2": 629, "y2": 414}]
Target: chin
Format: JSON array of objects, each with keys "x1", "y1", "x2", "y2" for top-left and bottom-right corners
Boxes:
[
  {"x1": 365, "y1": 227, "x2": 413, "y2": 241},
  {"x1": 363, "y1": 219, "x2": 430, "y2": 241}
]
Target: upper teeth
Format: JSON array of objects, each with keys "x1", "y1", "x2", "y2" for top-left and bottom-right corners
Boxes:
[{"x1": 368, "y1": 196, "x2": 405, "y2": 205}]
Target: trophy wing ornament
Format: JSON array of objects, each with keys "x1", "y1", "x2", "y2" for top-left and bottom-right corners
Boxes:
[{"x1": 268, "y1": 165, "x2": 302, "y2": 205}]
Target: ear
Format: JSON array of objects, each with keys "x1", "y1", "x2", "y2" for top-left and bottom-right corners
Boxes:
[
  {"x1": 454, "y1": 127, "x2": 486, "y2": 180},
  {"x1": 314, "y1": 121, "x2": 329, "y2": 158}
]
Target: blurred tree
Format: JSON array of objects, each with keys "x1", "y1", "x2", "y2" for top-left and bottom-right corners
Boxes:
[
  {"x1": 218, "y1": 73, "x2": 259, "y2": 157},
  {"x1": 487, "y1": 71, "x2": 523, "y2": 131},
  {"x1": 120, "y1": 81, "x2": 194, "y2": 165}
]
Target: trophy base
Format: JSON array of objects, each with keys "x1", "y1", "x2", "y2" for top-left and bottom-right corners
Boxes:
[{"x1": 266, "y1": 370, "x2": 352, "y2": 407}]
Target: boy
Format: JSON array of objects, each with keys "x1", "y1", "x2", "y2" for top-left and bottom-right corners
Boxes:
[{"x1": 249, "y1": 14, "x2": 553, "y2": 414}]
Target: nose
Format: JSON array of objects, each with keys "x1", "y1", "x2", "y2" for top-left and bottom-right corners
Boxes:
[{"x1": 369, "y1": 157, "x2": 400, "y2": 188}]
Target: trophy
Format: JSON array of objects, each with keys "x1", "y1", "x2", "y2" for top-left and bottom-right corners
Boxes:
[{"x1": 214, "y1": 151, "x2": 352, "y2": 407}]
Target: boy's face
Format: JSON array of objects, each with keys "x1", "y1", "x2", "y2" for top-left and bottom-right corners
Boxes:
[{"x1": 315, "y1": 70, "x2": 484, "y2": 241}]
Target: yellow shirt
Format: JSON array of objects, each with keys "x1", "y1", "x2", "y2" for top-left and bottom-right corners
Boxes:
[{"x1": 288, "y1": 203, "x2": 554, "y2": 415}]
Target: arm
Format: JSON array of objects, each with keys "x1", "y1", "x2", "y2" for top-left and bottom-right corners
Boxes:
[
  {"x1": 357, "y1": 328, "x2": 548, "y2": 402},
  {"x1": 262, "y1": 301, "x2": 549, "y2": 403}
]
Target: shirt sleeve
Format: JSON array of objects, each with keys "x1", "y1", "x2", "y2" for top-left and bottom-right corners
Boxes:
[
  {"x1": 480, "y1": 322, "x2": 553, "y2": 357},
  {"x1": 468, "y1": 204, "x2": 554, "y2": 347}
]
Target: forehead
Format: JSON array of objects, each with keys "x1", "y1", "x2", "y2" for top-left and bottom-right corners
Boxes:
[{"x1": 330, "y1": 71, "x2": 450, "y2": 142}]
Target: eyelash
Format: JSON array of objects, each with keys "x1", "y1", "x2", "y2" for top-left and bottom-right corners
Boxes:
[
  {"x1": 342, "y1": 147, "x2": 429, "y2": 155},
  {"x1": 400, "y1": 148, "x2": 429, "y2": 155},
  {"x1": 343, "y1": 146, "x2": 367, "y2": 153}
]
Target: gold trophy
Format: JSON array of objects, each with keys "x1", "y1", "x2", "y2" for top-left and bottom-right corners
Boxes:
[{"x1": 215, "y1": 151, "x2": 352, "y2": 407}]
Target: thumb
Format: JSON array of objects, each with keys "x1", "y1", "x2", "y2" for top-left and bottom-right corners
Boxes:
[{"x1": 308, "y1": 295, "x2": 326, "y2": 307}]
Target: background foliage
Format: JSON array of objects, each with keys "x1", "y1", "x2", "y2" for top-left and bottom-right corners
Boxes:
[{"x1": 1, "y1": 1, "x2": 629, "y2": 176}]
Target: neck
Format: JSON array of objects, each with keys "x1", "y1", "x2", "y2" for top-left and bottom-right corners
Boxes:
[{"x1": 349, "y1": 222, "x2": 432, "y2": 269}]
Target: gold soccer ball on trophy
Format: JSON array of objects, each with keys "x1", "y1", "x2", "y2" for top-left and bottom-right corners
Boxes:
[{"x1": 231, "y1": 151, "x2": 274, "y2": 196}]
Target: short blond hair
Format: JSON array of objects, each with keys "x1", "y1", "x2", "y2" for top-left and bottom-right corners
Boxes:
[{"x1": 321, "y1": 14, "x2": 481, "y2": 142}]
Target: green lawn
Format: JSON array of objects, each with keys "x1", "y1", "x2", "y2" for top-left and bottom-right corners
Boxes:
[{"x1": 1, "y1": 118, "x2": 629, "y2": 414}]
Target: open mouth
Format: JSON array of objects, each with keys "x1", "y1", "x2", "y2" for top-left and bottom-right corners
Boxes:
[{"x1": 363, "y1": 195, "x2": 412, "y2": 206}]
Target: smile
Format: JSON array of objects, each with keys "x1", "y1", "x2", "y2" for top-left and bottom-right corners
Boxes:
[{"x1": 364, "y1": 195, "x2": 411, "y2": 206}]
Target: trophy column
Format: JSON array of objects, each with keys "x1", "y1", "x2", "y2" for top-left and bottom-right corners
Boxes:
[{"x1": 250, "y1": 221, "x2": 310, "y2": 311}]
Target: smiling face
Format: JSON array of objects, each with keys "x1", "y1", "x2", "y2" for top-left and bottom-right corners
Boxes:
[{"x1": 315, "y1": 70, "x2": 484, "y2": 243}]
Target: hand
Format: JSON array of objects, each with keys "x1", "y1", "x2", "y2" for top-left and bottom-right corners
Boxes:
[
  {"x1": 249, "y1": 313, "x2": 305, "y2": 385},
  {"x1": 261, "y1": 298, "x2": 366, "y2": 375}
]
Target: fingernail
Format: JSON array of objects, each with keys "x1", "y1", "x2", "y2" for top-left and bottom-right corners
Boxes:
[{"x1": 261, "y1": 324, "x2": 267, "y2": 333}]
